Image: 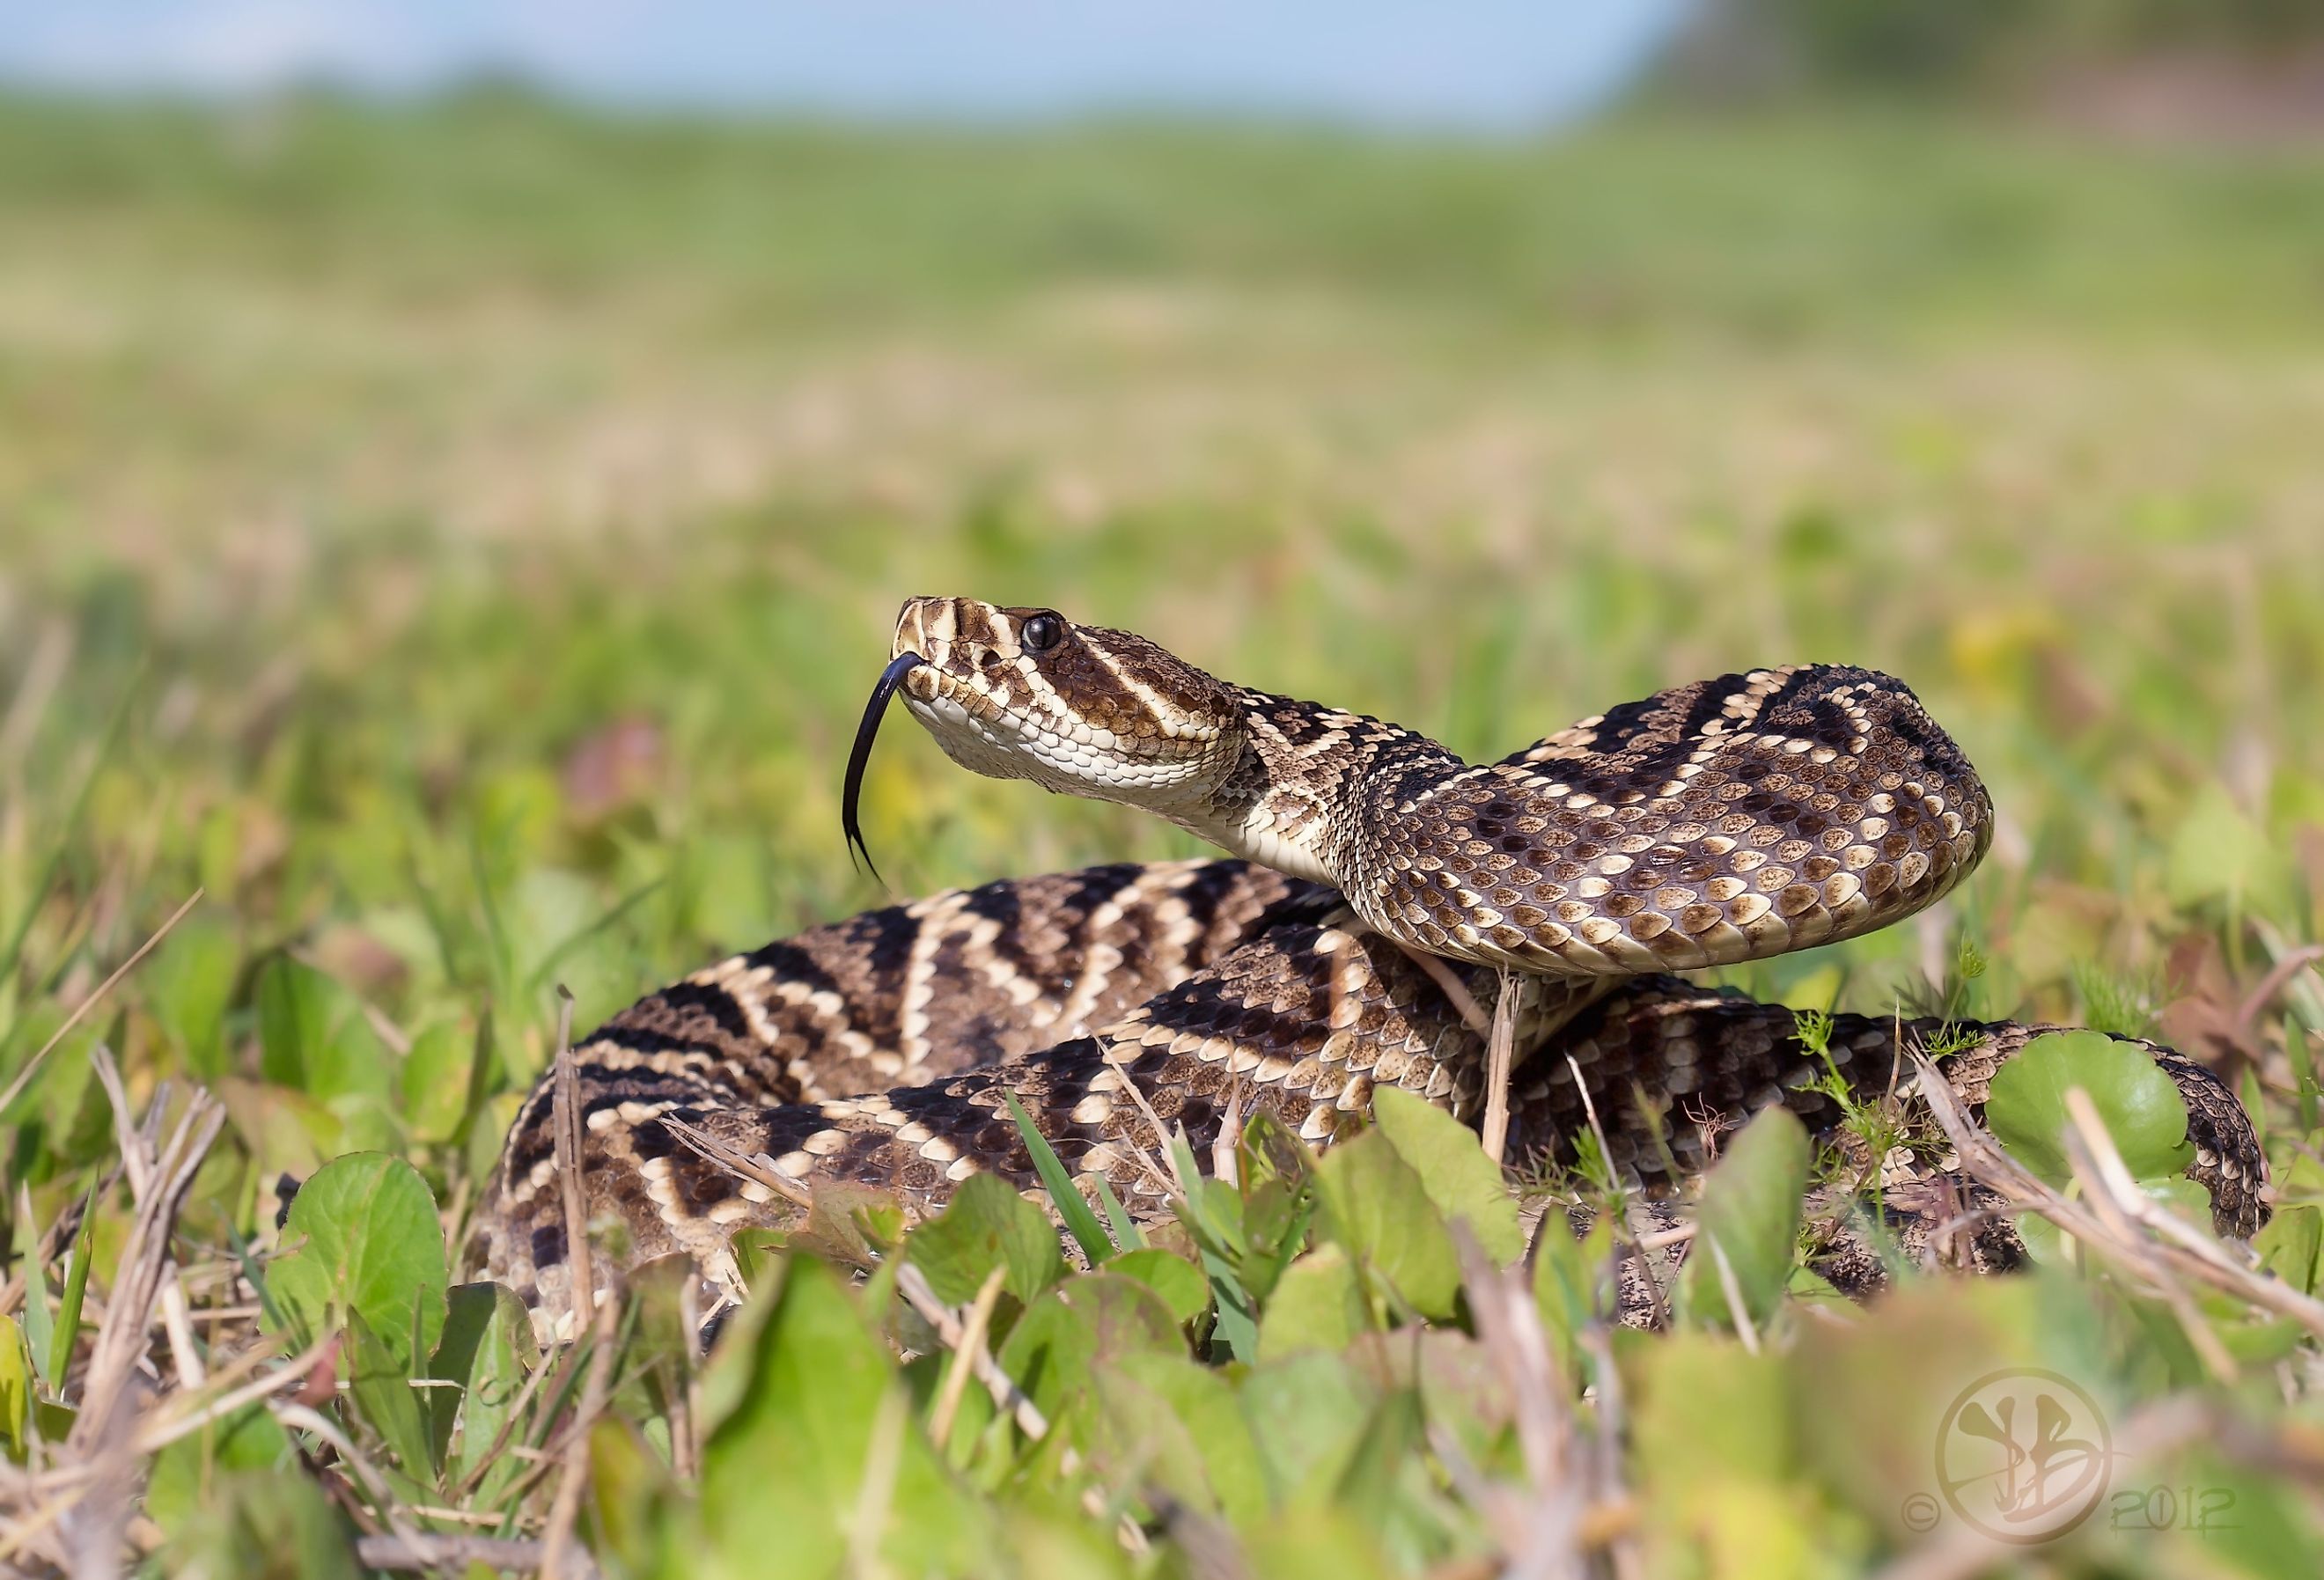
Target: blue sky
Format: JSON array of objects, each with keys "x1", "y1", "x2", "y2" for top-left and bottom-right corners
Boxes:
[{"x1": 0, "y1": 2, "x2": 1689, "y2": 129}]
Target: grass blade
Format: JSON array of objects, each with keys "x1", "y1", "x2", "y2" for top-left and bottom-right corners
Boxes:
[
  {"x1": 47, "y1": 1186, "x2": 97, "y2": 1390},
  {"x1": 1161, "y1": 1154, "x2": 1261, "y2": 1363},
  {"x1": 0, "y1": 675, "x2": 137, "y2": 996},
  {"x1": 451, "y1": 1005, "x2": 498, "y2": 1153},
  {"x1": 18, "y1": 1191, "x2": 54, "y2": 1393},
  {"x1": 1093, "y1": 1175, "x2": 1144, "y2": 1253},
  {"x1": 227, "y1": 1223, "x2": 289, "y2": 1334},
  {"x1": 1002, "y1": 1092, "x2": 1115, "y2": 1265}
]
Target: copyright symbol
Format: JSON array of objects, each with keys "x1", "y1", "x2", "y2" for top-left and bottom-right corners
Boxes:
[{"x1": 1901, "y1": 1493, "x2": 1941, "y2": 1533}]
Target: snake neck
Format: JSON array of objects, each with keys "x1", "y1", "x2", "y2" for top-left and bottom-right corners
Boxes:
[{"x1": 1193, "y1": 688, "x2": 1467, "y2": 895}]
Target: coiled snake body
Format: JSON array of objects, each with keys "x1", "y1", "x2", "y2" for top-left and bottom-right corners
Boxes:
[{"x1": 477, "y1": 599, "x2": 2266, "y2": 1332}]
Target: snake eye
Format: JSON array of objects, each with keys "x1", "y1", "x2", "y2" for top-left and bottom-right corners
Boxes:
[{"x1": 1020, "y1": 613, "x2": 1065, "y2": 654}]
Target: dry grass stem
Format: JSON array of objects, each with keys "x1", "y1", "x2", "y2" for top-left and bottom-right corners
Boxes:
[
  {"x1": 1631, "y1": 1223, "x2": 1697, "y2": 1252},
  {"x1": 447, "y1": 1328, "x2": 577, "y2": 1503},
  {"x1": 91, "y1": 1046, "x2": 156, "y2": 1206},
  {"x1": 1563, "y1": 1054, "x2": 1615, "y2": 1183},
  {"x1": 541, "y1": 1288, "x2": 623, "y2": 1580},
  {"x1": 1481, "y1": 966, "x2": 1520, "y2": 1165},
  {"x1": 2054, "y1": 1091, "x2": 2239, "y2": 1383},
  {"x1": 929, "y1": 1265, "x2": 1008, "y2": 1451},
  {"x1": 0, "y1": 617, "x2": 74, "y2": 767},
  {"x1": 1706, "y1": 1238, "x2": 1762, "y2": 1357},
  {"x1": 355, "y1": 1533, "x2": 584, "y2": 1574},
  {"x1": 895, "y1": 1263, "x2": 1050, "y2": 1442},
  {"x1": 658, "y1": 1115, "x2": 815, "y2": 1209},
  {"x1": 894, "y1": 1261, "x2": 1147, "y2": 1553},
  {"x1": 70, "y1": 1085, "x2": 225, "y2": 1456},
  {"x1": 2236, "y1": 944, "x2": 2324, "y2": 1047},
  {"x1": 844, "y1": 1385, "x2": 909, "y2": 1575},
  {"x1": 1210, "y1": 1072, "x2": 1246, "y2": 1189},
  {"x1": 1909, "y1": 1051, "x2": 2324, "y2": 1341},
  {"x1": 1449, "y1": 1218, "x2": 1633, "y2": 1580},
  {"x1": 129, "y1": 1333, "x2": 343, "y2": 1464},
  {"x1": 269, "y1": 1402, "x2": 430, "y2": 1556},
  {"x1": 1109, "y1": 1061, "x2": 1191, "y2": 1197},
  {"x1": 1385, "y1": 938, "x2": 1492, "y2": 1039},
  {"x1": 0, "y1": 1481, "x2": 84, "y2": 1569},
  {"x1": 158, "y1": 1267, "x2": 204, "y2": 1390},
  {"x1": 551, "y1": 986, "x2": 599, "y2": 1334}
]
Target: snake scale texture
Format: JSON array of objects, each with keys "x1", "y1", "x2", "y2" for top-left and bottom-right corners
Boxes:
[{"x1": 475, "y1": 599, "x2": 2268, "y2": 1334}]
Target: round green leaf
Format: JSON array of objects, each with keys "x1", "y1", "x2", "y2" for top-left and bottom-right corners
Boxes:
[
  {"x1": 903, "y1": 1172, "x2": 1068, "y2": 1306},
  {"x1": 1370, "y1": 1084, "x2": 1525, "y2": 1265},
  {"x1": 266, "y1": 1152, "x2": 449, "y2": 1371},
  {"x1": 1986, "y1": 1030, "x2": 2194, "y2": 1189},
  {"x1": 1682, "y1": 1106, "x2": 1810, "y2": 1331},
  {"x1": 1108, "y1": 1247, "x2": 1211, "y2": 1326},
  {"x1": 1316, "y1": 1129, "x2": 1461, "y2": 1319},
  {"x1": 1259, "y1": 1245, "x2": 1368, "y2": 1359}
]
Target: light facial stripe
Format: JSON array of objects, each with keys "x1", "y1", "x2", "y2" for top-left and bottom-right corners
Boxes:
[{"x1": 1079, "y1": 635, "x2": 1181, "y2": 732}]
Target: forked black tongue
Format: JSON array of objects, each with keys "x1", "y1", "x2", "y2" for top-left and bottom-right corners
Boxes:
[{"x1": 842, "y1": 651, "x2": 927, "y2": 888}]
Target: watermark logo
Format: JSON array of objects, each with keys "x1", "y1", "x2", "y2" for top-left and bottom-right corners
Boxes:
[{"x1": 1931, "y1": 1369, "x2": 2111, "y2": 1543}]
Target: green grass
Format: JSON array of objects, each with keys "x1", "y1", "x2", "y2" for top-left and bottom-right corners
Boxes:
[{"x1": 4, "y1": 91, "x2": 2324, "y2": 1574}]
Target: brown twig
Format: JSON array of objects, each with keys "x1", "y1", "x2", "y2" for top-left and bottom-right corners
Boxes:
[
  {"x1": 1448, "y1": 1218, "x2": 1637, "y2": 1579},
  {"x1": 1385, "y1": 937, "x2": 1491, "y2": 1039},
  {"x1": 550, "y1": 987, "x2": 598, "y2": 1342},
  {"x1": 69, "y1": 1084, "x2": 225, "y2": 1455},
  {"x1": 541, "y1": 1285, "x2": 622, "y2": 1579},
  {"x1": 928, "y1": 1266, "x2": 1007, "y2": 1451},
  {"x1": 355, "y1": 1534, "x2": 590, "y2": 1575},
  {"x1": 1704, "y1": 1237, "x2": 1762, "y2": 1357},
  {"x1": 1108, "y1": 1059, "x2": 1190, "y2": 1197},
  {"x1": 1480, "y1": 966, "x2": 1519, "y2": 1165},
  {"x1": 1210, "y1": 1072, "x2": 1246, "y2": 1190},
  {"x1": 1909, "y1": 1050, "x2": 2324, "y2": 1341},
  {"x1": 2236, "y1": 944, "x2": 2324, "y2": 1050},
  {"x1": 894, "y1": 1263, "x2": 1049, "y2": 1441},
  {"x1": 894, "y1": 1261, "x2": 1147, "y2": 1553},
  {"x1": 658, "y1": 1115, "x2": 814, "y2": 1210}
]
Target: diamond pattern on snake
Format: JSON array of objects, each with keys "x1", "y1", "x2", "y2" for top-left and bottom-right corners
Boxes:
[{"x1": 474, "y1": 597, "x2": 2266, "y2": 1337}]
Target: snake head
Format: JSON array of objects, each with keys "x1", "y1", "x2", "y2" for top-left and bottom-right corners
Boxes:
[{"x1": 882, "y1": 596, "x2": 1247, "y2": 815}]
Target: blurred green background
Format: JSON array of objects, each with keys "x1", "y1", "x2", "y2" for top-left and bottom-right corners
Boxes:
[
  {"x1": 7, "y1": 4, "x2": 2324, "y2": 1574},
  {"x1": 4, "y1": 0, "x2": 2323, "y2": 1217}
]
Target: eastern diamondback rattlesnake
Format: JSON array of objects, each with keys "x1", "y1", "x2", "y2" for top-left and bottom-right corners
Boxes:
[{"x1": 475, "y1": 599, "x2": 2266, "y2": 1333}]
